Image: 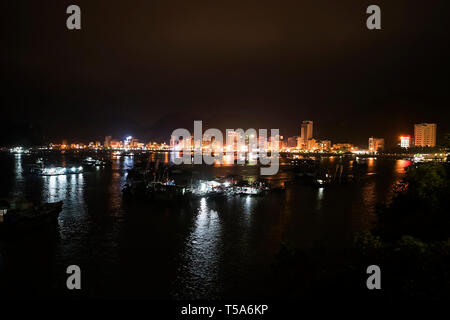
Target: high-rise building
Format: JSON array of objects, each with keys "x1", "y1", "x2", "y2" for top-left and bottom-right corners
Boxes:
[
  {"x1": 368, "y1": 137, "x2": 384, "y2": 152},
  {"x1": 414, "y1": 123, "x2": 437, "y2": 147},
  {"x1": 300, "y1": 121, "x2": 313, "y2": 149}
]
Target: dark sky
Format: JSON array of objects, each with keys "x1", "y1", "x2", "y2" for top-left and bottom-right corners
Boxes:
[{"x1": 2, "y1": 0, "x2": 450, "y2": 146}]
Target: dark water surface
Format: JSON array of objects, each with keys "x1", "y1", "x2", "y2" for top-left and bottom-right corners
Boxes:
[{"x1": 0, "y1": 152, "x2": 410, "y2": 299}]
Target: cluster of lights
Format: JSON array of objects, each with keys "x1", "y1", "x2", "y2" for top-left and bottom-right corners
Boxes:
[
  {"x1": 194, "y1": 180, "x2": 261, "y2": 196},
  {"x1": 43, "y1": 166, "x2": 83, "y2": 176},
  {"x1": 9, "y1": 146, "x2": 30, "y2": 154}
]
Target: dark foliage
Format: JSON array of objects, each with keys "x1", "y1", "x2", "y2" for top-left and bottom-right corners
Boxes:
[{"x1": 273, "y1": 162, "x2": 450, "y2": 299}]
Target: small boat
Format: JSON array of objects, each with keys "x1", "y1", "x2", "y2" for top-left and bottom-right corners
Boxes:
[
  {"x1": 146, "y1": 182, "x2": 192, "y2": 201},
  {"x1": 0, "y1": 200, "x2": 63, "y2": 237},
  {"x1": 40, "y1": 166, "x2": 83, "y2": 175},
  {"x1": 82, "y1": 157, "x2": 112, "y2": 167},
  {"x1": 236, "y1": 185, "x2": 261, "y2": 195}
]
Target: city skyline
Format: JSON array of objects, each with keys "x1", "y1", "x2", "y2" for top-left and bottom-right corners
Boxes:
[{"x1": 8, "y1": 120, "x2": 441, "y2": 154}]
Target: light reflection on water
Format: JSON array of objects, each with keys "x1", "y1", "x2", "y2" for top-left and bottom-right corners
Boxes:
[
  {"x1": 368, "y1": 157, "x2": 375, "y2": 171},
  {"x1": 396, "y1": 159, "x2": 411, "y2": 173},
  {"x1": 174, "y1": 197, "x2": 222, "y2": 298},
  {"x1": 12, "y1": 154, "x2": 24, "y2": 198},
  {"x1": 316, "y1": 187, "x2": 324, "y2": 210}
]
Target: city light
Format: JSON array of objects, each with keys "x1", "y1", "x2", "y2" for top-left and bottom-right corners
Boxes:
[{"x1": 400, "y1": 136, "x2": 411, "y2": 148}]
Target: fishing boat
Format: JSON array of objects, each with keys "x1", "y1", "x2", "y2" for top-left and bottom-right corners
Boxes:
[
  {"x1": 25, "y1": 158, "x2": 84, "y2": 175},
  {"x1": 82, "y1": 157, "x2": 112, "y2": 167},
  {"x1": 40, "y1": 166, "x2": 83, "y2": 175},
  {"x1": 146, "y1": 181, "x2": 193, "y2": 201}
]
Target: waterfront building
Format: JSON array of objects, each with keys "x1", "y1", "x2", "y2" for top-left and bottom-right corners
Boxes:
[
  {"x1": 299, "y1": 121, "x2": 313, "y2": 149},
  {"x1": 368, "y1": 137, "x2": 384, "y2": 153},
  {"x1": 414, "y1": 123, "x2": 437, "y2": 147},
  {"x1": 287, "y1": 136, "x2": 298, "y2": 148},
  {"x1": 110, "y1": 140, "x2": 123, "y2": 149},
  {"x1": 226, "y1": 130, "x2": 241, "y2": 151},
  {"x1": 318, "y1": 140, "x2": 332, "y2": 151},
  {"x1": 400, "y1": 136, "x2": 411, "y2": 148},
  {"x1": 269, "y1": 134, "x2": 281, "y2": 150},
  {"x1": 332, "y1": 143, "x2": 357, "y2": 152},
  {"x1": 307, "y1": 138, "x2": 317, "y2": 150}
]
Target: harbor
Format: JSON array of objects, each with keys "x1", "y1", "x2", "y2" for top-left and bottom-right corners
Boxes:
[{"x1": 0, "y1": 150, "x2": 417, "y2": 298}]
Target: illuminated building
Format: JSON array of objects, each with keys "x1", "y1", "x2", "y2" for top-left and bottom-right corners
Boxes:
[
  {"x1": 257, "y1": 136, "x2": 268, "y2": 151},
  {"x1": 414, "y1": 123, "x2": 437, "y2": 147},
  {"x1": 307, "y1": 138, "x2": 317, "y2": 150},
  {"x1": 269, "y1": 134, "x2": 280, "y2": 150},
  {"x1": 170, "y1": 135, "x2": 177, "y2": 149},
  {"x1": 194, "y1": 138, "x2": 202, "y2": 151},
  {"x1": 287, "y1": 136, "x2": 298, "y2": 148},
  {"x1": 170, "y1": 135, "x2": 192, "y2": 150},
  {"x1": 184, "y1": 136, "x2": 193, "y2": 150},
  {"x1": 123, "y1": 136, "x2": 140, "y2": 149},
  {"x1": 318, "y1": 140, "x2": 331, "y2": 151},
  {"x1": 226, "y1": 131, "x2": 240, "y2": 151},
  {"x1": 400, "y1": 136, "x2": 410, "y2": 148},
  {"x1": 299, "y1": 121, "x2": 313, "y2": 149},
  {"x1": 332, "y1": 143, "x2": 357, "y2": 152},
  {"x1": 124, "y1": 136, "x2": 133, "y2": 149},
  {"x1": 110, "y1": 140, "x2": 123, "y2": 149},
  {"x1": 278, "y1": 135, "x2": 285, "y2": 149},
  {"x1": 368, "y1": 137, "x2": 384, "y2": 153}
]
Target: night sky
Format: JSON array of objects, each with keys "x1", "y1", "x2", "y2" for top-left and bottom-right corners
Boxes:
[{"x1": 2, "y1": 0, "x2": 450, "y2": 146}]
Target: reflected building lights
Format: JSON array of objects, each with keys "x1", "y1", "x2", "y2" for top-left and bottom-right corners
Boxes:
[{"x1": 176, "y1": 197, "x2": 222, "y2": 298}]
